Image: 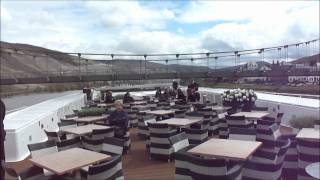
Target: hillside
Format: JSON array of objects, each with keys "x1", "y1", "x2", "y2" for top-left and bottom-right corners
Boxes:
[
  {"x1": 0, "y1": 41, "x2": 207, "y2": 77},
  {"x1": 291, "y1": 54, "x2": 320, "y2": 65}
]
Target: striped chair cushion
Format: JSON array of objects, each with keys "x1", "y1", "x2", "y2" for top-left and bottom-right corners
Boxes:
[{"x1": 57, "y1": 137, "x2": 82, "y2": 151}]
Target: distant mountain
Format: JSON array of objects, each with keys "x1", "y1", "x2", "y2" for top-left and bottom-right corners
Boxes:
[
  {"x1": 291, "y1": 54, "x2": 320, "y2": 65},
  {"x1": 0, "y1": 41, "x2": 208, "y2": 76}
]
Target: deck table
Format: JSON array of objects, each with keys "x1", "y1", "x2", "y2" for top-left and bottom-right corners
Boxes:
[
  {"x1": 156, "y1": 118, "x2": 201, "y2": 127},
  {"x1": 74, "y1": 115, "x2": 109, "y2": 123},
  {"x1": 231, "y1": 111, "x2": 269, "y2": 120},
  {"x1": 61, "y1": 124, "x2": 110, "y2": 136},
  {"x1": 30, "y1": 148, "x2": 111, "y2": 175},
  {"x1": 296, "y1": 128, "x2": 320, "y2": 140},
  {"x1": 188, "y1": 138, "x2": 262, "y2": 161}
]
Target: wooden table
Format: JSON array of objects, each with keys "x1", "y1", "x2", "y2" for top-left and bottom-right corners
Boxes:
[
  {"x1": 296, "y1": 128, "x2": 320, "y2": 140},
  {"x1": 130, "y1": 101, "x2": 147, "y2": 105},
  {"x1": 231, "y1": 111, "x2": 269, "y2": 119},
  {"x1": 131, "y1": 105, "x2": 149, "y2": 110},
  {"x1": 61, "y1": 124, "x2": 110, "y2": 136},
  {"x1": 74, "y1": 115, "x2": 108, "y2": 123},
  {"x1": 157, "y1": 118, "x2": 201, "y2": 127},
  {"x1": 146, "y1": 110, "x2": 175, "y2": 116},
  {"x1": 188, "y1": 138, "x2": 262, "y2": 161},
  {"x1": 210, "y1": 106, "x2": 231, "y2": 112},
  {"x1": 97, "y1": 103, "x2": 114, "y2": 108},
  {"x1": 30, "y1": 148, "x2": 111, "y2": 175}
]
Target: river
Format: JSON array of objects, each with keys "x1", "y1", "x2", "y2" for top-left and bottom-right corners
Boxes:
[{"x1": 2, "y1": 90, "x2": 81, "y2": 114}]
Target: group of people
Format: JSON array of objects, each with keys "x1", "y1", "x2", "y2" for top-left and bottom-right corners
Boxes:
[
  {"x1": 104, "y1": 80, "x2": 200, "y2": 138},
  {"x1": 154, "y1": 80, "x2": 200, "y2": 102}
]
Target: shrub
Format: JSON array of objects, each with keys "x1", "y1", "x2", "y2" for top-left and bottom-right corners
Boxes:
[
  {"x1": 78, "y1": 107, "x2": 105, "y2": 117},
  {"x1": 289, "y1": 116, "x2": 318, "y2": 129}
]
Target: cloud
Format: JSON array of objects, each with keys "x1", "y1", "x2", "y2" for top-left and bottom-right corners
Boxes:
[
  {"x1": 0, "y1": 0, "x2": 318, "y2": 67},
  {"x1": 85, "y1": 1, "x2": 175, "y2": 30}
]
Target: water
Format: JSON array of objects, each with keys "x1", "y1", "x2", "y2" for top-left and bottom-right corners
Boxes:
[{"x1": 2, "y1": 90, "x2": 81, "y2": 113}]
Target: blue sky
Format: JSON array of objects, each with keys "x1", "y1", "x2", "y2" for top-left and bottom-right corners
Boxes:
[{"x1": 1, "y1": 0, "x2": 319, "y2": 65}]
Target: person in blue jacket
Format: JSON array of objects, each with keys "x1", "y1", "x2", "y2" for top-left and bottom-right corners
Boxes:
[{"x1": 109, "y1": 100, "x2": 128, "y2": 138}]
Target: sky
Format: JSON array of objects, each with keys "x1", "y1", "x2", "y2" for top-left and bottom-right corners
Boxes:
[{"x1": 1, "y1": 0, "x2": 319, "y2": 65}]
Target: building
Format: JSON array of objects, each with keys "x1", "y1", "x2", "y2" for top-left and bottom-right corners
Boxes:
[{"x1": 288, "y1": 75, "x2": 320, "y2": 84}]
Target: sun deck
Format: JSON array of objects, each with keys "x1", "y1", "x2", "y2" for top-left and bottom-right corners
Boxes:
[{"x1": 6, "y1": 126, "x2": 297, "y2": 180}]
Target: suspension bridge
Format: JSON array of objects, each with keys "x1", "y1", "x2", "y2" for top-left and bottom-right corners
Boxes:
[{"x1": 0, "y1": 39, "x2": 319, "y2": 85}]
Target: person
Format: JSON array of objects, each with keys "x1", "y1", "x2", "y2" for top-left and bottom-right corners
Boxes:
[
  {"x1": 105, "y1": 90, "x2": 115, "y2": 103},
  {"x1": 155, "y1": 88, "x2": 162, "y2": 98},
  {"x1": 0, "y1": 99, "x2": 6, "y2": 180},
  {"x1": 109, "y1": 100, "x2": 129, "y2": 138},
  {"x1": 123, "y1": 92, "x2": 134, "y2": 104},
  {"x1": 177, "y1": 88, "x2": 186, "y2": 101}
]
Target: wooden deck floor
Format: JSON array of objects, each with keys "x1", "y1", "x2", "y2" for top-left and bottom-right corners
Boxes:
[
  {"x1": 4, "y1": 126, "x2": 293, "y2": 180},
  {"x1": 5, "y1": 128, "x2": 175, "y2": 180}
]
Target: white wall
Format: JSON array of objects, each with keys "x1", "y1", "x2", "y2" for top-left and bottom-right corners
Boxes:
[{"x1": 4, "y1": 93, "x2": 85, "y2": 162}]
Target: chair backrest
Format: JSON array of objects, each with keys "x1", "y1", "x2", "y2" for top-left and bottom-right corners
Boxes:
[
  {"x1": 27, "y1": 140, "x2": 58, "y2": 158},
  {"x1": 243, "y1": 139, "x2": 290, "y2": 180},
  {"x1": 175, "y1": 109, "x2": 186, "y2": 118},
  {"x1": 229, "y1": 127, "x2": 256, "y2": 141},
  {"x1": 58, "y1": 121, "x2": 77, "y2": 131},
  {"x1": 65, "y1": 114, "x2": 77, "y2": 119},
  {"x1": 82, "y1": 137, "x2": 104, "y2": 152},
  {"x1": 87, "y1": 155, "x2": 123, "y2": 180},
  {"x1": 225, "y1": 115, "x2": 253, "y2": 128},
  {"x1": 185, "y1": 111, "x2": 202, "y2": 117},
  {"x1": 148, "y1": 122, "x2": 171, "y2": 134},
  {"x1": 44, "y1": 129, "x2": 60, "y2": 142},
  {"x1": 252, "y1": 106, "x2": 268, "y2": 111},
  {"x1": 102, "y1": 137, "x2": 125, "y2": 155},
  {"x1": 19, "y1": 166, "x2": 44, "y2": 180},
  {"x1": 57, "y1": 137, "x2": 81, "y2": 151},
  {"x1": 189, "y1": 156, "x2": 231, "y2": 179},
  {"x1": 197, "y1": 108, "x2": 213, "y2": 116},
  {"x1": 91, "y1": 128, "x2": 114, "y2": 140},
  {"x1": 256, "y1": 120, "x2": 281, "y2": 146},
  {"x1": 169, "y1": 132, "x2": 190, "y2": 152},
  {"x1": 275, "y1": 112, "x2": 284, "y2": 124}
]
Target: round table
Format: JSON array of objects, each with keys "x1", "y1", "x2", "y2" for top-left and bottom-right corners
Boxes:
[{"x1": 305, "y1": 162, "x2": 320, "y2": 179}]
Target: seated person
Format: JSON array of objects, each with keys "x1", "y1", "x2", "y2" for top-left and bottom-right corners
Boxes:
[
  {"x1": 109, "y1": 100, "x2": 129, "y2": 138},
  {"x1": 177, "y1": 88, "x2": 186, "y2": 101},
  {"x1": 105, "y1": 90, "x2": 115, "y2": 103},
  {"x1": 155, "y1": 88, "x2": 162, "y2": 98},
  {"x1": 123, "y1": 92, "x2": 134, "y2": 104}
]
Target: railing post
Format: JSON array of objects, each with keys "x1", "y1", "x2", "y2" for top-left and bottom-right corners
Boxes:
[
  {"x1": 206, "y1": 53, "x2": 210, "y2": 73},
  {"x1": 176, "y1": 54, "x2": 179, "y2": 73},
  {"x1": 166, "y1": 59, "x2": 168, "y2": 73},
  {"x1": 214, "y1": 56, "x2": 218, "y2": 72},
  {"x1": 144, "y1": 54, "x2": 147, "y2": 76},
  {"x1": 78, "y1": 53, "x2": 81, "y2": 77}
]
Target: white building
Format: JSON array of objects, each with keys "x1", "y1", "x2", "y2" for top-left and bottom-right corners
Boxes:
[
  {"x1": 288, "y1": 76, "x2": 320, "y2": 83},
  {"x1": 246, "y1": 62, "x2": 259, "y2": 70}
]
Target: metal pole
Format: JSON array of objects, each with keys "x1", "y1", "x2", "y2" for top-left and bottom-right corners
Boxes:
[
  {"x1": 206, "y1": 53, "x2": 210, "y2": 73},
  {"x1": 191, "y1": 58, "x2": 194, "y2": 72},
  {"x1": 46, "y1": 53, "x2": 49, "y2": 77},
  {"x1": 176, "y1": 54, "x2": 179, "y2": 73},
  {"x1": 78, "y1": 53, "x2": 81, "y2": 77},
  {"x1": 214, "y1": 56, "x2": 218, "y2": 72},
  {"x1": 144, "y1": 55, "x2": 147, "y2": 75},
  {"x1": 166, "y1": 59, "x2": 168, "y2": 73}
]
